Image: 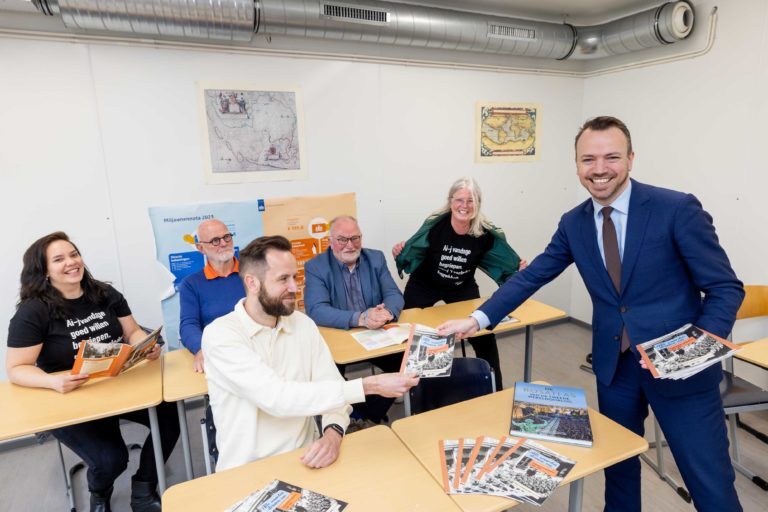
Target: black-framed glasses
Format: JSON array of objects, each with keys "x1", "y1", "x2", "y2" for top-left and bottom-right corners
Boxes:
[
  {"x1": 199, "y1": 233, "x2": 233, "y2": 246},
  {"x1": 335, "y1": 235, "x2": 362, "y2": 245}
]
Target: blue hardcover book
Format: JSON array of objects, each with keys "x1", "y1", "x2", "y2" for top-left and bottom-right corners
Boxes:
[{"x1": 510, "y1": 382, "x2": 593, "y2": 447}]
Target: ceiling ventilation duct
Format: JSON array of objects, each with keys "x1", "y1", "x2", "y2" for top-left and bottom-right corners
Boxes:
[{"x1": 30, "y1": 0, "x2": 694, "y2": 60}]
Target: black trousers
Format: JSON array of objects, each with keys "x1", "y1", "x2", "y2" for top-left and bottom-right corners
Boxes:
[
  {"x1": 52, "y1": 401, "x2": 180, "y2": 492},
  {"x1": 339, "y1": 352, "x2": 402, "y2": 423},
  {"x1": 404, "y1": 278, "x2": 503, "y2": 389}
]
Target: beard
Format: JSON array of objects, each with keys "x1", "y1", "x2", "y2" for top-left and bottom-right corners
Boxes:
[{"x1": 258, "y1": 286, "x2": 296, "y2": 317}]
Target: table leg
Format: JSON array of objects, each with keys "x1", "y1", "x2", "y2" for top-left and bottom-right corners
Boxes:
[
  {"x1": 176, "y1": 400, "x2": 194, "y2": 480},
  {"x1": 524, "y1": 325, "x2": 534, "y2": 382},
  {"x1": 568, "y1": 478, "x2": 584, "y2": 512},
  {"x1": 148, "y1": 406, "x2": 167, "y2": 494}
]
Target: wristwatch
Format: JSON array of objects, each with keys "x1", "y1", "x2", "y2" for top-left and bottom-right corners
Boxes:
[{"x1": 324, "y1": 423, "x2": 344, "y2": 437}]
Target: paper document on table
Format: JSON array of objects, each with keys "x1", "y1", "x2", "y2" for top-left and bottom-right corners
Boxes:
[{"x1": 350, "y1": 323, "x2": 411, "y2": 351}]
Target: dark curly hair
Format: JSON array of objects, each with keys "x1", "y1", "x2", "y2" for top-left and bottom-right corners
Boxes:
[{"x1": 19, "y1": 231, "x2": 111, "y2": 318}]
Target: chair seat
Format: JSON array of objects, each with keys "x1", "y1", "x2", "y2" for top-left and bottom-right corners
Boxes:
[
  {"x1": 408, "y1": 357, "x2": 495, "y2": 415},
  {"x1": 721, "y1": 371, "x2": 768, "y2": 409}
]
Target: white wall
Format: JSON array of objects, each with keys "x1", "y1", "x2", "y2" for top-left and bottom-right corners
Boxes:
[
  {"x1": 577, "y1": 0, "x2": 768, "y2": 385},
  {"x1": 0, "y1": 38, "x2": 582, "y2": 378}
]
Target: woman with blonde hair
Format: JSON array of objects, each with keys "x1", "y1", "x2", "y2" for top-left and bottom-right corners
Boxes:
[{"x1": 393, "y1": 177, "x2": 525, "y2": 388}]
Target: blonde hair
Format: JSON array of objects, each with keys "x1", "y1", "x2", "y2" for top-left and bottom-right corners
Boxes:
[{"x1": 432, "y1": 177, "x2": 492, "y2": 237}]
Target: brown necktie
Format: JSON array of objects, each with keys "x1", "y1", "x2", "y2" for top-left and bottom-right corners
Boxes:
[{"x1": 602, "y1": 207, "x2": 630, "y2": 352}]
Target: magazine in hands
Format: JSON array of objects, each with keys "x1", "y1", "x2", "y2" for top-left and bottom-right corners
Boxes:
[
  {"x1": 351, "y1": 323, "x2": 411, "y2": 351},
  {"x1": 636, "y1": 324, "x2": 742, "y2": 380},
  {"x1": 225, "y1": 479, "x2": 348, "y2": 512},
  {"x1": 399, "y1": 323, "x2": 456, "y2": 378},
  {"x1": 509, "y1": 382, "x2": 593, "y2": 447},
  {"x1": 70, "y1": 326, "x2": 163, "y2": 378}
]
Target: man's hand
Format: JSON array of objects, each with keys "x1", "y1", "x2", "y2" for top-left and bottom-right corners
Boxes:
[
  {"x1": 193, "y1": 350, "x2": 205, "y2": 373},
  {"x1": 638, "y1": 357, "x2": 648, "y2": 370},
  {"x1": 519, "y1": 259, "x2": 529, "y2": 271},
  {"x1": 392, "y1": 241, "x2": 406, "y2": 258},
  {"x1": 300, "y1": 429, "x2": 342, "y2": 469},
  {"x1": 49, "y1": 373, "x2": 90, "y2": 394},
  {"x1": 366, "y1": 304, "x2": 393, "y2": 329},
  {"x1": 363, "y1": 373, "x2": 419, "y2": 398},
  {"x1": 437, "y1": 317, "x2": 480, "y2": 339}
]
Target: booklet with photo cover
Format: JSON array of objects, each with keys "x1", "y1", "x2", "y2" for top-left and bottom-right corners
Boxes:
[
  {"x1": 350, "y1": 323, "x2": 411, "y2": 351},
  {"x1": 509, "y1": 382, "x2": 593, "y2": 447},
  {"x1": 225, "y1": 479, "x2": 348, "y2": 512},
  {"x1": 70, "y1": 326, "x2": 163, "y2": 378},
  {"x1": 399, "y1": 323, "x2": 456, "y2": 378},
  {"x1": 636, "y1": 324, "x2": 742, "y2": 380}
]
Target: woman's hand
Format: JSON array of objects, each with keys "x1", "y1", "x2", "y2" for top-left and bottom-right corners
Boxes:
[
  {"x1": 519, "y1": 259, "x2": 528, "y2": 271},
  {"x1": 49, "y1": 373, "x2": 90, "y2": 393},
  {"x1": 145, "y1": 344, "x2": 162, "y2": 361},
  {"x1": 392, "y1": 241, "x2": 406, "y2": 258}
]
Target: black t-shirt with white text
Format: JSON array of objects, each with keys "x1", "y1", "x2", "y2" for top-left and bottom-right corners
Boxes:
[
  {"x1": 7, "y1": 285, "x2": 131, "y2": 373},
  {"x1": 411, "y1": 215, "x2": 494, "y2": 291}
]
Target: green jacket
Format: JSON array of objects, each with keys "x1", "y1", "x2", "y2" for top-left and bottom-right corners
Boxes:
[{"x1": 395, "y1": 212, "x2": 521, "y2": 286}]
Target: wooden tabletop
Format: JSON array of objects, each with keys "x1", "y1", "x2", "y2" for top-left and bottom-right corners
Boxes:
[
  {"x1": 162, "y1": 349, "x2": 208, "y2": 402},
  {"x1": 735, "y1": 337, "x2": 768, "y2": 369},
  {"x1": 321, "y1": 299, "x2": 566, "y2": 365},
  {"x1": 319, "y1": 307, "x2": 424, "y2": 365},
  {"x1": 420, "y1": 298, "x2": 567, "y2": 337},
  {"x1": 162, "y1": 425, "x2": 461, "y2": 511},
  {"x1": 0, "y1": 358, "x2": 162, "y2": 441},
  {"x1": 391, "y1": 387, "x2": 648, "y2": 512}
]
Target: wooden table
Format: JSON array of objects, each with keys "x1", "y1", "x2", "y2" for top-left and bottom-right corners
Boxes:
[
  {"x1": 420, "y1": 298, "x2": 567, "y2": 382},
  {"x1": 321, "y1": 299, "x2": 566, "y2": 383},
  {"x1": 736, "y1": 337, "x2": 768, "y2": 369},
  {"x1": 162, "y1": 425, "x2": 462, "y2": 511},
  {"x1": 162, "y1": 349, "x2": 209, "y2": 481},
  {"x1": 319, "y1": 307, "x2": 423, "y2": 365},
  {"x1": 391, "y1": 387, "x2": 648, "y2": 512},
  {"x1": 0, "y1": 359, "x2": 169, "y2": 493}
]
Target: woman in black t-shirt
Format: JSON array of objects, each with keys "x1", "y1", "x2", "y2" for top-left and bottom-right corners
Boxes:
[
  {"x1": 6, "y1": 232, "x2": 179, "y2": 512},
  {"x1": 393, "y1": 177, "x2": 527, "y2": 389}
]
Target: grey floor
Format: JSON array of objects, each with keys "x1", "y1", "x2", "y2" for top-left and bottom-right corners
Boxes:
[{"x1": 2, "y1": 321, "x2": 767, "y2": 511}]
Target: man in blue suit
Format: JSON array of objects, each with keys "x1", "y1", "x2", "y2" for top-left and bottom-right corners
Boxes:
[
  {"x1": 305, "y1": 215, "x2": 405, "y2": 428},
  {"x1": 438, "y1": 116, "x2": 743, "y2": 511}
]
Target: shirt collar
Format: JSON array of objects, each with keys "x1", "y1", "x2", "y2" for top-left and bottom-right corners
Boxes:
[
  {"x1": 592, "y1": 179, "x2": 632, "y2": 218},
  {"x1": 233, "y1": 298, "x2": 295, "y2": 336},
  {"x1": 203, "y1": 257, "x2": 239, "y2": 280}
]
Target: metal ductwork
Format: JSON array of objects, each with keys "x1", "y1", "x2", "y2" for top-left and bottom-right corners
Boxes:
[
  {"x1": 31, "y1": 0, "x2": 257, "y2": 42},
  {"x1": 31, "y1": 0, "x2": 694, "y2": 61}
]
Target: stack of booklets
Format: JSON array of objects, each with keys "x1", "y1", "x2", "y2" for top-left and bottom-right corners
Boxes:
[
  {"x1": 225, "y1": 479, "x2": 347, "y2": 512},
  {"x1": 351, "y1": 323, "x2": 411, "y2": 351},
  {"x1": 510, "y1": 382, "x2": 593, "y2": 447},
  {"x1": 636, "y1": 324, "x2": 742, "y2": 380},
  {"x1": 439, "y1": 436, "x2": 575, "y2": 506},
  {"x1": 399, "y1": 324, "x2": 456, "y2": 378}
]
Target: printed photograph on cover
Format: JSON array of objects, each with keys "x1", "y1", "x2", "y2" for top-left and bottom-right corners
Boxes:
[
  {"x1": 401, "y1": 324, "x2": 456, "y2": 378},
  {"x1": 439, "y1": 439, "x2": 462, "y2": 493},
  {"x1": 510, "y1": 382, "x2": 593, "y2": 447},
  {"x1": 485, "y1": 440, "x2": 575, "y2": 506},
  {"x1": 453, "y1": 437, "x2": 478, "y2": 491},
  {"x1": 637, "y1": 324, "x2": 742, "y2": 380},
  {"x1": 80, "y1": 341, "x2": 124, "y2": 358},
  {"x1": 234, "y1": 479, "x2": 348, "y2": 512},
  {"x1": 459, "y1": 436, "x2": 504, "y2": 495}
]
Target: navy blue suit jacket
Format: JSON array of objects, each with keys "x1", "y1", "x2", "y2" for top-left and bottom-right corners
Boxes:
[
  {"x1": 304, "y1": 248, "x2": 404, "y2": 329},
  {"x1": 480, "y1": 180, "x2": 744, "y2": 396}
]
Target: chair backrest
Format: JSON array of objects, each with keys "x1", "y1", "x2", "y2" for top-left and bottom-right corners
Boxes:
[
  {"x1": 408, "y1": 357, "x2": 495, "y2": 415},
  {"x1": 736, "y1": 285, "x2": 768, "y2": 320}
]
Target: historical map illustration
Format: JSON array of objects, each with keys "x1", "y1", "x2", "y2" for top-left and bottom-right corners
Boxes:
[
  {"x1": 199, "y1": 84, "x2": 306, "y2": 182},
  {"x1": 476, "y1": 103, "x2": 540, "y2": 163}
]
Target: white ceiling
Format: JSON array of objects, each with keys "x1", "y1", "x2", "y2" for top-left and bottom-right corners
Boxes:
[{"x1": 0, "y1": 0, "x2": 679, "y2": 25}]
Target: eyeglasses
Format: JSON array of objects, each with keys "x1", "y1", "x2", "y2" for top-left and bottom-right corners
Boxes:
[
  {"x1": 199, "y1": 233, "x2": 233, "y2": 246},
  {"x1": 334, "y1": 235, "x2": 362, "y2": 245}
]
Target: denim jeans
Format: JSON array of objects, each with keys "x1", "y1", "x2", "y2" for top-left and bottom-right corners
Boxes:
[{"x1": 52, "y1": 401, "x2": 180, "y2": 492}]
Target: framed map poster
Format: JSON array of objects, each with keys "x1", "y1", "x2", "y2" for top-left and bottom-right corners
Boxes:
[
  {"x1": 198, "y1": 82, "x2": 307, "y2": 183},
  {"x1": 476, "y1": 102, "x2": 541, "y2": 163}
]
